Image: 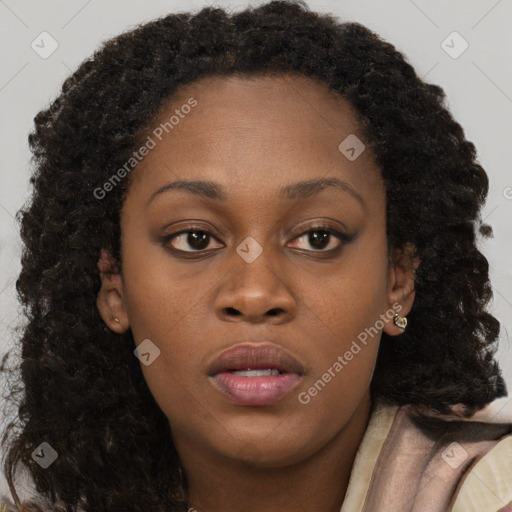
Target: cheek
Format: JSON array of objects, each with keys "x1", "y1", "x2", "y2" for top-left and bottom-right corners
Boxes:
[
  {"x1": 296, "y1": 240, "x2": 389, "y2": 400},
  {"x1": 297, "y1": 287, "x2": 383, "y2": 412},
  {"x1": 306, "y1": 234, "x2": 390, "y2": 343},
  {"x1": 121, "y1": 230, "x2": 207, "y2": 344},
  {"x1": 123, "y1": 273, "x2": 207, "y2": 406},
  {"x1": 120, "y1": 236, "x2": 223, "y2": 411}
]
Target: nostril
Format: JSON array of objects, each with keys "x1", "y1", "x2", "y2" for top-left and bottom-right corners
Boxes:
[{"x1": 225, "y1": 307, "x2": 242, "y2": 316}]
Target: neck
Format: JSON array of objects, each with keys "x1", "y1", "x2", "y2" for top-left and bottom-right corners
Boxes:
[{"x1": 177, "y1": 393, "x2": 373, "y2": 512}]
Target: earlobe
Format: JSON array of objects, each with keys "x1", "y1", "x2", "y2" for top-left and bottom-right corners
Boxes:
[
  {"x1": 383, "y1": 243, "x2": 420, "y2": 337},
  {"x1": 96, "y1": 249, "x2": 130, "y2": 333}
]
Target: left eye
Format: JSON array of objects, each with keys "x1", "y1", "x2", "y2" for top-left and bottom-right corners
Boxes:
[{"x1": 288, "y1": 226, "x2": 345, "y2": 252}]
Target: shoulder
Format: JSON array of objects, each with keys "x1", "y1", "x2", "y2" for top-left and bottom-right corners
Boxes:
[
  {"x1": 451, "y1": 431, "x2": 512, "y2": 512},
  {"x1": 402, "y1": 401, "x2": 512, "y2": 512},
  {"x1": 358, "y1": 399, "x2": 512, "y2": 512}
]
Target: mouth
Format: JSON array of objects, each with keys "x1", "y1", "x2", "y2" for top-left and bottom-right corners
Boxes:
[
  {"x1": 207, "y1": 343, "x2": 305, "y2": 406},
  {"x1": 228, "y1": 368, "x2": 284, "y2": 377}
]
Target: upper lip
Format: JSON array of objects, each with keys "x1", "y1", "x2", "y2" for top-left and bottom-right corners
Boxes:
[{"x1": 207, "y1": 342, "x2": 305, "y2": 376}]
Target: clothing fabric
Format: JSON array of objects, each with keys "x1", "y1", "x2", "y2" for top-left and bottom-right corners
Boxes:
[{"x1": 340, "y1": 400, "x2": 512, "y2": 512}]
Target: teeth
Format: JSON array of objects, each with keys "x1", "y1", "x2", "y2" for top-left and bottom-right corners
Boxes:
[{"x1": 230, "y1": 368, "x2": 281, "y2": 377}]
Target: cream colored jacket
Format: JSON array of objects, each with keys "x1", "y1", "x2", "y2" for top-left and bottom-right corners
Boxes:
[{"x1": 341, "y1": 400, "x2": 512, "y2": 512}]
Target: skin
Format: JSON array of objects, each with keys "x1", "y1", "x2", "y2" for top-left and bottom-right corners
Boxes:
[{"x1": 97, "y1": 73, "x2": 419, "y2": 512}]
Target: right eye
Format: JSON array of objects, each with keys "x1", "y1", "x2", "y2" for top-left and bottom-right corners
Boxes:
[{"x1": 161, "y1": 226, "x2": 224, "y2": 253}]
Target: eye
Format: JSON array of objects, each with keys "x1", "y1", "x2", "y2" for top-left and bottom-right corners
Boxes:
[
  {"x1": 288, "y1": 225, "x2": 347, "y2": 252},
  {"x1": 162, "y1": 224, "x2": 351, "y2": 255},
  {"x1": 162, "y1": 226, "x2": 223, "y2": 253}
]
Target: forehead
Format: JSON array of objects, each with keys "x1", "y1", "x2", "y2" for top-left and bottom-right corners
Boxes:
[
  {"x1": 152, "y1": 73, "x2": 365, "y2": 149},
  {"x1": 128, "y1": 73, "x2": 382, "y2": 205}
]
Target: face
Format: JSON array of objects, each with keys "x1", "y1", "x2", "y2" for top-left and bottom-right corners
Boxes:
[{"x1": 97, "y1": 74, "x2": 417, "y2": 468}]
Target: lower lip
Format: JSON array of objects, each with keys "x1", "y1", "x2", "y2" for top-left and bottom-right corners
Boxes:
[{"x1": 210, "y1": 372, "x2": 302, "y2": 406}]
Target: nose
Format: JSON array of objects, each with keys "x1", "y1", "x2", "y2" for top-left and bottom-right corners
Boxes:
[{"x1": 214, "y1": 249, "x2": 297, "y2": 325}]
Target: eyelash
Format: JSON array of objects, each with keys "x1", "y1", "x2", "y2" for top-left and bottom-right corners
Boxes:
[{"x1": 161, "y1": 224, "x2": 351, "y2": 255}]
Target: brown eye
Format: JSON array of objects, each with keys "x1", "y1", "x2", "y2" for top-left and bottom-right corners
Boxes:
[
  {"x1": 288, "y1": 226, "x2": 346, "y2": 252},
  {"x1": 163, "y1": 228, "x2": 223, "y2": 253}
]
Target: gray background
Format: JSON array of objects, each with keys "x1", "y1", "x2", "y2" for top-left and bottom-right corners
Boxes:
[{"x1": 1, "y1": 0, "x2": 511, "y2": 499}]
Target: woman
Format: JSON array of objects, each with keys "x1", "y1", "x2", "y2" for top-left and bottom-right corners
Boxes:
[{"x1": 1, "y1": 1, "x2": 511, "y2": 511}]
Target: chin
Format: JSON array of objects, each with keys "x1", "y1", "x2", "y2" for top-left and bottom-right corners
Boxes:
[{"x1": 218, "y1": 434, "x2": 316, "y2": 469}]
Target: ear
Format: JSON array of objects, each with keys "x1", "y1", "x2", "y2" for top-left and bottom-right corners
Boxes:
[
  {"x1": 96, "y1": 249, "x2": 130, "y2": 333},
  {"x1": 383, "y1": 242, "x2": 420, "y2": 337}
]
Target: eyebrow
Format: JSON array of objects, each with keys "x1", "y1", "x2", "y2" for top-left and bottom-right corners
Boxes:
[{"x1": 146, "y1": 177, "x2": 365, "y2": 208}]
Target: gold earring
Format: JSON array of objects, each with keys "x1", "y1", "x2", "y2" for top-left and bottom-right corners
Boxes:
[
  {"x1": 393, "y1": 313, "x2": 407, "y2": 331},
  {"x1": 113, "y1": 317, "x2": 120, "y2": 324}
]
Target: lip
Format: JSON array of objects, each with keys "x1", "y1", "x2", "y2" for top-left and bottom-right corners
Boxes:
[
  {"x1": 208, "y1": 343, "x2": 305, "y2": 376},
  {"x1": 207, "y1": 342, "x2": 305, "y2": 406}
]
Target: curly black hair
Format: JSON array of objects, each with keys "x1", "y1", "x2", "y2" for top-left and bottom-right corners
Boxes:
[{"x1": 1, "y1": 1, "x2": 507, "y2": 510}]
